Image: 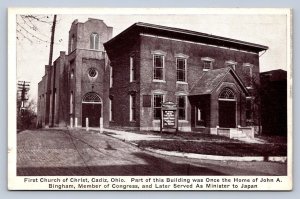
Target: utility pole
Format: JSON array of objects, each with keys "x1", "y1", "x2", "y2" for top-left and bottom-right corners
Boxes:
[
  {"x1": 50, "y1": 14, "x2": 57, "y2": 127},
  {"x1": 17, "y1": 81, "x2": 30, "y2": 112}
]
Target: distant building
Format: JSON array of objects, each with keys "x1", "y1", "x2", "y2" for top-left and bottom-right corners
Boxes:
[
  {"x1": 37, "y1": 19, "x2": 269, "y2": 137},
  {"x1": 260, "y1": 69, "x2": 287, "y2": 136}
]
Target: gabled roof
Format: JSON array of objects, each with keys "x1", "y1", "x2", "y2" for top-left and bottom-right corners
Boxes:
[
  {"x1": 189, "y1": 67, "x2": 249, "y2": 96},
  {"x1": 104, "y1": 22, "x2": 268, "y2": 53}
]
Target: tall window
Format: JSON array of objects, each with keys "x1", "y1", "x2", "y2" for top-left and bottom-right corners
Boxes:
[
  {"x1": 153, "y1": 55, "x2": 164, "y2": 80},
  {"x1": 153, "y1": 94, "x2": 163, "y2": 120},
  {"x1": 70, "y1": 69, "x2": 74, "y2": 79},
  {"x1": 70, "y1": 35, "x2": 75, "y2": 52},
  {"x1": 176, "y1": 58, "x2": 186, "y2": 82},
  {"x1": 90, "y1": 33, "x2": 99, "y2": 49},
  {"x1": 246, "y1": 97, "x2": 253, "y2": 121},
  {"x1": 177, "y1": 96, "x2": 186, "y2": 120},
  {"x1": 243, "y1": 64, "x2": 253, "y2": 87},
  {"x1": 130, "y1": 56, "x2": 136, "y2": 82},
  {"x1": 130, "y1": 94, "x2": 136, "y2": 121},
  {"x1": 110, "y1": 65, "x2": 113, "y2": 88},
  {"x1": 109, "y1": 98, "x2": 113, "y2": 121},
  {"x1": 70, "y1": 92, "x2": 73, "y2": 114}
]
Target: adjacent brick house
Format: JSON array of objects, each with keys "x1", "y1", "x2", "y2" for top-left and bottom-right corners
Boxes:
[
  {"x1": 260, "y1": 69, "x2": 287, "y2": 136},
  {"x1": 37, "y1": 19, "x2": 268, "y2": 137},
  {"x1": 104, "y1": 22, "x2": 268, "y2": 135}
]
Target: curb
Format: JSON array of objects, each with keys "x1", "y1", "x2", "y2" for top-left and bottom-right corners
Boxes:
[
  {"x1": 96, "y1": 130, "x2": 287, "y2": 163},
  {"x1": 143, "y1": 148, "x2": 287, "y2": 163}
]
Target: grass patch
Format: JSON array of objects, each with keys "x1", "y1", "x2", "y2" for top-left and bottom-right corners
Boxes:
[{"x1": 138, "y1": 140, "x2": 287, "y2": 156}]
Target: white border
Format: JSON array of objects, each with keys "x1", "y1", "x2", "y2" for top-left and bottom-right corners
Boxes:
[{"x1": 8, "y1": 8, "x2": 293, "y2": 191}]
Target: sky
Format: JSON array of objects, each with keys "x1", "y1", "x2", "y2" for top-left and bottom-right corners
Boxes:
[{"x1": 16, "y1": 12, "x2": 289, "y2": 103}]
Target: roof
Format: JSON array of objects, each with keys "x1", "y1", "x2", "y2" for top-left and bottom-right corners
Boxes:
[
  {"x1": 189, "y1": 67, "x2": 248, "y2": 96},
  {"x1": 105, "y1": 22, "x2": 268, "y2": 53},
  {"x1": 260, "y1": 69, "x2": 287, "y2": 81}
]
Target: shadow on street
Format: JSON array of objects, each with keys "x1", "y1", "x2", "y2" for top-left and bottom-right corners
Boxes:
[{"x1": 17, "y1": 152, "x2": 225, "y2": 176}]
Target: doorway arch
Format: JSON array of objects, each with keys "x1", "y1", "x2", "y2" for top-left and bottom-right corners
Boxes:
[
  {"x1": 82, "y1": 92, "x2": 102, "y2": 127},
  {"x1": 218, "y1": 88, "x2": 236, "y2": 128}
]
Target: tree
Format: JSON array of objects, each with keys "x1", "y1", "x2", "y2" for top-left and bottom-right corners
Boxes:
[
  {"x1": 16, "y1": 15, "x2": 54, "y2": 44},
  {"x1": 239, "y1": 67, "x2": 263, "y2": 135},
  {"x1": 17, "y1": 96, "x2": 37, "y2": 132}
]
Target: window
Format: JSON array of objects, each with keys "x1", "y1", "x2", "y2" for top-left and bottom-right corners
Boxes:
[
  {"x1": 88, "y1": 68, "x2": 98, "y2": 78},
  {"x1": 153, "y1": 55, "x2": 164, "y2": 80},
  {"x1": 201, "y1": 57, "x2": 214, "y2": 71},
  {"x1": 110, "y1": 65, "x2": 113, "y2": 88},
  {"x1": 130, "y1": 56, "x2": 136, "y2": 82},
  {"x1": 90, "y1": 33, "x2": 99, "y2": 49},
  {"x1": 153, "y1": 94, "x2": 163, "y2": 120},
  {"x1": 109, "y1": 98, "x2": 114, "y2": 121},
  {"x1": 70, "y1": 69, "x2": 74, "y2": 79},
  {"x1": 203, "y1": 61, "x2": 212, "y2": 70},
  {"x1": 177, "y1": 96, "x2": 186, "y2": 120},
  {"x1": 70, "y1": 92, "x2": 73, "y2": 114},
  {"x1": 246, "y1": 97, "x2": 253, "y2": 121},
  {"x1": 243, "y1": 63, "x2": 253, "y2": 87},
  {"x1": 130, "y1": 94, "x2": 136, "y2": 121},
  {"x1": 176, "y1": 58, "x2": 186, "y2": 82},
  {"x1": 70, "y1": 35, "x2": 75, "y2": 52},
  {"x1": 219, "y1": 88, "x2": 235, "y2": 100}
]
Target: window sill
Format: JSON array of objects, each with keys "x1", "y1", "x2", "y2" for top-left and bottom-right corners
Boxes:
[
  {"x1": 178, "y1": 120, "x2": 188, "y2": 123},
  {"x1": 195, "y1": 126, "x2": 206, "y2": 128},
  {"x1": 130, "y1": 120, "x2": 136, "y2": 123},
  {"x1": 153, "y1": 80, "x2": 166, "y2": 83},
  {"x1": 176, "y1": 81, "x2": 188, "y2": 85},
  {"x1": 203, "y1": 69, "x2": 210, "y2": 72}
]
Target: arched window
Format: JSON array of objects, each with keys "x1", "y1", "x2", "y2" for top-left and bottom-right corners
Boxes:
[
  {"x1": 90, "y1": 33, "x2": 99, "y2": 49},
  {"x1": 82, "y1": 92, "x2": 101, "y2": 103},
  {"x1": 70, "y1": 35, "x2": 75, "y2": 52},
  {"x1": 219, "y1": 88, "x2": 235, "y2": 100}
]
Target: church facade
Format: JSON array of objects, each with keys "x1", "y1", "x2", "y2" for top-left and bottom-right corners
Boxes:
[
  {"x1": 37, "y1": 18, "x2": 112, "y2": 128},
  {"x1": 37, "y1": 18, "x2": 268, "y2": 137}
]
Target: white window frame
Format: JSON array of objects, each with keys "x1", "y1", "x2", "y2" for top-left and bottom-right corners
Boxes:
[
  {"x1": 201, "y1": 57, "x2": 215, "y2": 71},
  {"x1": 70, "y1": 92, "x2": 73, "y2": 114},
  {"x1": 110, "y1": 65, "x2": 113, "y2": 88},
  {"x1": 151, "y1": 50, "x2": 167, "y2": 82},
  {"x1": 176, "y1": 58, "x2": 187, "y2": 83},
  {"x1": 130, "y1": 56, "x2": 136, "y2": 82},
  {"x1": 153, "y1": 93, "x2": 165, "y2": 120},
  {"x1": 129, "y1": 94, "x2": 136, "y2": 121},
  {"x1": 90, "y1": 33, "x2": 99, "y2": 50},
  {"x1": 109, "y1": 98, "x2": 113, "y2": 121}
]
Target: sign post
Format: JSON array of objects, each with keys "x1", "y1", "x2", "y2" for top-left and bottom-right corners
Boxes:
[{"x1": 160, "y1": 101, "x2": 178, "y2": 133}]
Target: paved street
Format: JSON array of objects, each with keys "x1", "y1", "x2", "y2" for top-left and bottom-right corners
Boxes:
[{"x1": 17, "y1": 129, "x2": 287, "y2": 176}]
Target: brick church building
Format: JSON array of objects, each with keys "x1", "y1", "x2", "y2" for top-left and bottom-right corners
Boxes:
[{"x1": 37, "y1": 18, "x2": 268, "y2": 137}]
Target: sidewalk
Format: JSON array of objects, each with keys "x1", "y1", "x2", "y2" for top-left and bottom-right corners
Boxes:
[{"x1": 87, "y1": 127, "x2": 287, "y2": 163}]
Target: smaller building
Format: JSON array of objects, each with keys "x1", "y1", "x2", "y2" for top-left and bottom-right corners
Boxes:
[{"x1": 260, "y1": 69, "x2": 287, "y2": 136}]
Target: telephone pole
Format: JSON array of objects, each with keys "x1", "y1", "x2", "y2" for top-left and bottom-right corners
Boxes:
[{"x1": 17, "y1": 81, "x2": 30, "y2": 112}]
